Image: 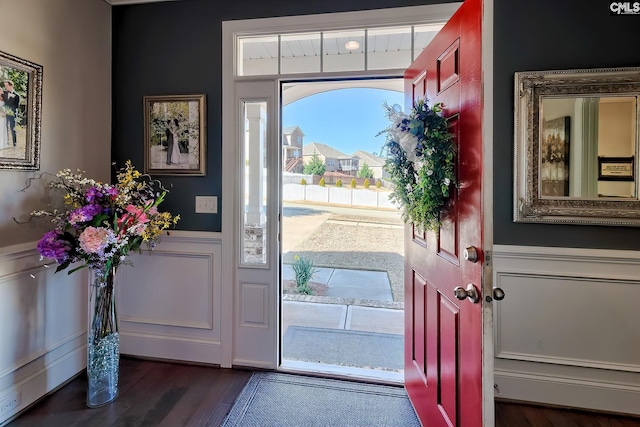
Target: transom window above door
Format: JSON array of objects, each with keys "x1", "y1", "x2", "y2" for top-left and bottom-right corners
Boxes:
[{"x1": 237, "y1": 24, "x2": 443, "y2": 76}]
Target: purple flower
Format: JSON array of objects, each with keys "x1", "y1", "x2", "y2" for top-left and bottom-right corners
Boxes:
[
  {"x1": 37, "y1": 230, "x2": 71, "y2": 263},
  {"x1": 106, "y1": 187, "x2": 118, "y2": 199},
  {"x1": 68, "y1": 204, "x2": 103, "y2": 225},
  {"x1": 85, "y1": 186, "x2": 103, "y2": 203},
  {"x1": 82, "y1": 204, "x2": 103, "y2": 217}
]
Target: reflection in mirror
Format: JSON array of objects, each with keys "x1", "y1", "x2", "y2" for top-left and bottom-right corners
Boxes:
[
  {"x1": 514, "y1": 66, "x2": 640, "y2": 226},
  {"x1": 541, "y1": 96, "x2": 638, "y2": 199}
]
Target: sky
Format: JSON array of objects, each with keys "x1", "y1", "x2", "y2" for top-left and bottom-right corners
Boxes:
[{"x1": 283, "y1": 87, "x2": 404, "y2": 157}]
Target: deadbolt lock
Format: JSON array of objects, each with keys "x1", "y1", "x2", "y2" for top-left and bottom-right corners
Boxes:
[{"x1": 463, "y1": 246, "x2": 480, "y2": 263}]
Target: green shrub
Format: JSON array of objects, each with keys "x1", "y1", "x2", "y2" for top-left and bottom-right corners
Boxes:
[
  {"x1": 319, "y1": 177, "x2": 325, "y2": 187},
  {"x1": 375, "y1": 180, "x2": 382, "y2": 188},
  {"x1": 300, "y1": 178, "x2": 307, "y2": 185},
  {"x1": 292, "y1": 255, "x2": 318, "y2": 295},
  {"x1": 357, "y1": 162, "x2": 374, "y2": 179},
  {"x1": 303, "y1": 152, "x2": 326, "y2": 176},
  {"x1": 364, "y1": 179, "x2": 370, "y2": 189},
  {"x1": 336, "y1": 179, "x2": 342, "y2": 187},
  {"x1": 350, "y1": 178, "x2": 357, "y2": 188}
]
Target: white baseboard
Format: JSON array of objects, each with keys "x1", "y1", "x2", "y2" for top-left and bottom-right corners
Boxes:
[
  {"x1": 232, "y1": 358, "x2": 275, "y2": 370},
  {"x1": 120, "y1": 332, "x2": 221, "y2": 365},
  {"x1": 495, "y1": 369, "x2": 640, "y2": 416}
]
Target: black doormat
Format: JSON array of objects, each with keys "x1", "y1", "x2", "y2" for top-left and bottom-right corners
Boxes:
[
  {"x1": 221, "y1": 372, "x2": 419, "y2": 427},
  {"x1": 283, "y1": 326, "x2": 403, "y2": 371}
]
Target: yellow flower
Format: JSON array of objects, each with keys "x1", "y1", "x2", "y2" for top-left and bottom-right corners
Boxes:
[
  {"x1": 142, "y1": 212, "x2": 179, "y2": 241},
  {"x1": 116, "y1": 160, "x2": 142, "y2": 188}
]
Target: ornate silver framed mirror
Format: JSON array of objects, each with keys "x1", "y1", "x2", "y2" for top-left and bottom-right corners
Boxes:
[{"x1": 514, "y1": 66, "x2": 640, "y2": 226}]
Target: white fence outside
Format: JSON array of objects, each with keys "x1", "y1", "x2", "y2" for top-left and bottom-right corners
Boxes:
[
  {"x1": 282, "y1": 172, "x2": 313, "y2": 185},
  {"x1": 283, "y1": 183, "x2": 398, "y2": 210}
]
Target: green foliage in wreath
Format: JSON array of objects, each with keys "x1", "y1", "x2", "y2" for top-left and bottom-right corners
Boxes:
[{"x1": 379, "y1": 98, "x2": 455, "y2": 230}]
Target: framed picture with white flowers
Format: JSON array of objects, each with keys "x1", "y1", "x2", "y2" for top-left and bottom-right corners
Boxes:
[
  {"x1": 0, "y1": 50, "x2": 43, "y2": 170},
  {"x1": 143, "y1": 94, "x2": 206, "y2": 176}
]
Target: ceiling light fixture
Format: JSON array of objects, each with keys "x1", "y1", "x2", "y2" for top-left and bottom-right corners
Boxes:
[{"x1": 344, "y1": 40, "x2": 360, "y2": 51}]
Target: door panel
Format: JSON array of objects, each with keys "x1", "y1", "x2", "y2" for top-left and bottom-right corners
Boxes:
[
  {"x1": 404, "y1": 0, "x2": 483, "y2": 426},
  {"x1": 437, "y1": 291, "x2": 459, "y2": 426},
  {"x1": 412, "y1": 271, "x2": 427, "y2": 377},
  {"x1": 438, "y1": 114, "x2": 460, "y2": 265},
  {"x1": 437, "y1": 40, "x2": 460, "y2": 93}
]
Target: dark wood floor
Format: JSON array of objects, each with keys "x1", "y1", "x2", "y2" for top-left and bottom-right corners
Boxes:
[
  {"x1": 495, "y1": 401, "x2": 640, "y2": 427},
  {"x1": 6, "y1": 358, "x2": 252, "y2": 427},
  {"x1": 6, "y1": 358, "x2": 640, "y2": 427}
]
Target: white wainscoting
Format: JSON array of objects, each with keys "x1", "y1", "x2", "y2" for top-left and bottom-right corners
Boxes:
[
  {"x1": 0, "y1": 242, "x2": 86, "y2": 426},
  {"x1": 493, "y1": 245, "x2": 640, "y2": 416},
  {"x1": 118, "y1": 231, "x2": 223, "y2": 366}
]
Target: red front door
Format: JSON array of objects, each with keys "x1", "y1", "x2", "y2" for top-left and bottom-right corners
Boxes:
[{"x1": 404, "y1": 0, "x2": 484, "y2": 426}]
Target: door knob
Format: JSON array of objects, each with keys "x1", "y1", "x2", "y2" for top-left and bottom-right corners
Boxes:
[
  {"x1": 493, "y1": 287, "x2": 505, "y2": 301},
  {"x1": 463, "y1": 246, "x2": 480, "y2": 263},
  {"x1": 453, "y1": 283, "x2": 480, "y2": 303}
]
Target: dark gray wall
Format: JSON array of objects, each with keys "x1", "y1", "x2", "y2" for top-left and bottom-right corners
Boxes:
[
  {"x1": 113, "y1": 0, "x2": 640, "y2": 250},
  {"x1": 493, "y1": 1, "x2": 640, "y2": 249}
]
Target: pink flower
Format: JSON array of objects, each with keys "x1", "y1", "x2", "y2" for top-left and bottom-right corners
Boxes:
[
  {"x1": 118, "y1": 205, "x2": 150, "y2": 235},
  {"x1": 79, "y1": 227, "x2": 114, "y2": 255},
  {"x1": 144, "y1": 200, "x2": 159, "y2": 215}
]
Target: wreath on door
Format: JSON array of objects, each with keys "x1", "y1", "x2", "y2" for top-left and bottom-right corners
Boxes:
[{"x1": 379, "y1": 98, "x2": 456, "y2": 231}]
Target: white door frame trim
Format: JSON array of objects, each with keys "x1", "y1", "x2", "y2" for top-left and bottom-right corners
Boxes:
[{"x1": 221, "y1": 2, "x2": 473, "y2": 370}]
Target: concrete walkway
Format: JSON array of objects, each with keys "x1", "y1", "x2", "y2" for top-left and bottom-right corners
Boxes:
[
  {"x1": 282, "y1": 301, "x2": 403, "y2": 336},
  {"x1": 280, "y1": 203, "x2": 405, "y2": 377},
  {"x1": 282, "y1": 264, "x2": 394, "y2": 301},
  {"x1": 281, "y1": 266, "x2": 404, "y2": 375}
]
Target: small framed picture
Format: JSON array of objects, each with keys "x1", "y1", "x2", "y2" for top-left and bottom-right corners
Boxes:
[
  {"x1": 143, "y1": 94, "x2": 206, "y2": 176},
  {"x1": 0, "y1": 50, "x2": 43, "y2": 170},
  {"x1": 598, "y1": 156, "x2": 635, "y2": 181},
  {"x1": 540, "y1": 116, "x2": 571, "y2": 197}
]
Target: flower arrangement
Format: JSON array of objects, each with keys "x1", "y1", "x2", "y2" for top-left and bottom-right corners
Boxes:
[
  {"x1": 32, "y1": 160, "x2": 180, "y2": 276},
  {"x1": 379, "y1": 98, "x2": 455, "y2": 231},
  {"x1": 27, "y1": 160, "x2": 180, "y2": 407}
]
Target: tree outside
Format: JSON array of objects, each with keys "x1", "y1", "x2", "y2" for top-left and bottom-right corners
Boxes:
[
  {"x1": 357, "y1": 162, "x2": 374, "y2": 179},
  {"x1": 304, "y1": 152, "x2": 326, "y2": 176}
]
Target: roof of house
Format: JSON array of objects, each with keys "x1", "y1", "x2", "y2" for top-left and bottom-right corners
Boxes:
[
  {"x1": 283, "y1": 126, "x2": 304, "y2": 136},
  {"x1": 303, "y1": 142, "x2": 351, "y2": 159},
  {"x1": 351, "y1": 150, "x2": 386, "y2": 167}
]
